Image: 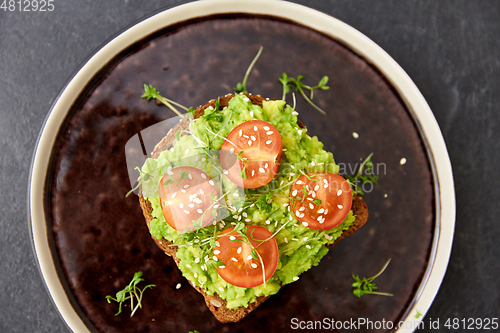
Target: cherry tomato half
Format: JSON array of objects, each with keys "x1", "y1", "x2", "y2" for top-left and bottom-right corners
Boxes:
[
  {"x1": 159, "y1": 166, "x2": 219, "y2": 233},
  {"x1": 290, "y1": 173, "x2": 352, "y2": 230},
  {"x1": 214, "y1": 225, "x2": 279, "y2": 288},
  {"x1": 220, "y1": 120, "x2": 282, "y2": 189}
]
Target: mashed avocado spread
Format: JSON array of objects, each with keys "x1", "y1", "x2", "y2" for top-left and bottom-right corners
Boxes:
[{"x1": 139, "y1": 94, "x2": 355, "y2": 308}]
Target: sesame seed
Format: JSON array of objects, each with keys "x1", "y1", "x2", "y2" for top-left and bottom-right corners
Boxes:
[
  {"x1": 299, "y1": 213, "x2": 305, "y2": 218},
  {"x1": 181, "y1": 189, "x2": 186, "y2": 193},
  {"x1": 171, "y1": 192, "x2": 177, "y2": 198},
  {"x1": 250, "y1": 111, "x2": 254, "y2": 117},
  {"x1": 218, "y1": 266, "x2": 225, "y2": 269},
  {"x1": 306, "y1": 245, "x2": 312, "y2": 249},
  {"x1": 239, "y1": 130, "x2": 242, "y2": 137},
  {"x1": 352, "y1": 132, "x2": 359, "y2": 139},
  {"x1": 215, "y1": 241, "x2": 220, "y2": 247},
  {"x1": 247, "y1": 255, "x2": 253, "y2": 260},
  {"x1": 325, "y1": 209, "x2": 329, "y2": 214},
  {"x1": 180, "y1": 203, "x2": 184, "y2": 208},
  {"x1": 251, "y1": 170, "x2": 255, "y2": 176},
  {"x1": 285, "y1": 237, "x2": 288, "y2": 243},
  {"x1": 188, "y1": 173, "x2": 192, "y2": 179},
  {"x1": 293, "y1": 277, "x2": 299, "y2": 281},
  {"x1": 292, "y1": 238, "x2": 298, "y2": 241},
  {"x1": 384, "y1": 193, "x2": 388, "y2": 198},
  {"x1": 318, "y1": 208, "x2": 325, "y2": 214},
  {"x1": 254, "y1": 126, "x2": 258, "y2": 131},
  {"x1": 195, "y1": 257, "x2": 200, "y2": 263},
  {"x1": 292, "y1": 189, "x2": 298, "y2": 196},
  {"x1": 231, "y1": 257, "x2": 238, "y2": 262},
  {"x1": 229, "y1": 236, "x2": 236, "y2": 241},
  {"x1": 303, "y1": 237, "x2": 309, "y2": 241},
  {"x1": 311, "y1": 161, "x2": 316, "y2": 167},
  {"x1": 213, "y1": 256, "x2": 218, "y2": 261},
  {"x1": 188, "y1": 203, "x2": 194, "y2": 208},
  {"x1": 337, "y1": 205, "x2": 343, "y2": 209},
  {"x1": 184, "y1": 184, "x2": 190, "y2": 189},
  {"x1": 297, "y1": 130, "x2": 303, "y2": 135},
  {"x1": 248, "y1": 140, "x2": 252, "y2": 146},
  {"x1": 251, "y1": 135, "x2": 256, "y2": 141},
  {"x1": 264, "y1": 126, "x2": 270, "y2": 130},
  {"x1": 194, "y1": 273, "x2": 197, "y2": 278},
  {"x1": 259, "y1": 167, "x2": 265, "y2": 173},
  {"x1": 245, "y1": 219, "x2": 251, "y2": 222},
  {"x1": 265, "y1": 220, "x2": 271, "y2": 225},
  {"x1": 237, "y1": 247, "x2": 242, "y2": 254},
  {"x1": 292, "y1": 111, "x2": 298, "y2": 116},
  {"x1": 243, "y1": 97, "x2": 250, "y2": 102},
  {"x1": 266, "y1": 131, "x2": 273, "y2": 135},
  {"x1": 211, "y1": 299, "x2": 222, "y2": 308},
  {"x1": 184, "y1": 210, "x2": 190, "y2": 214},
  {"x1": 299, "y1": 206, "x2": 305, "y2": 212},
  {"x1": 295, "y1": 211, "x2": 301, "y2": 218},
  {"x1": 317, "y1": 216, "x2": 322, "y2": 221},
  {"x1": 251, "y1": 263, "x2": 258, "y2": 269},
  {"x1": 283, "y1": 203, "x2": 289, "y2": 207},
  {"x1": 266, "y1": 140, "x2": 272, "y2": 144},
  {"x1": 230, "y1": 148, "x2": 235, "y2": 154},
  {"x1": 201, "y1": 173, "x2": 207, "y2": 179},
  {"x1": 325, "y1": 234, "x2": 333, "y2": 240},
  {"x1": 309, "y1": 203, "x2": 314, "y2": 209},
  {"x1": 185, "y1": 149, "x2": 189, "y2": 154},
  {"x1": 167, "y1": 170, "x2": 174, "y2": 175},
  {"x1": 337, "y1": 189, "x2": 342, "y2": 196},
  {"x1": 243, "y1": 134, "x2": 249, "y2": 138},
  {"x1": 302, "y1": 222, "x2": 309, "y2": 227},
  {"x1": 314, "y1": 185, "x2": 319, "y2": 191},
  {"x1": 209, "y1": 180, "x2": 215, "y2": 186},
  {"x1": 296, "y1": 180, "x2": 303, "y2": 185},
  {"x1": 282, "y1": 148, "x2": 287, "y2": 151},
  {"x1": 324, "y1": 183, "x2": 329, "y2": 189},
  {"x1": 186, "y1": 264, "x2": 192, "y2": 268},
  {"x1": 400, "y1": 157, "x2": 407, "y2": 165}
]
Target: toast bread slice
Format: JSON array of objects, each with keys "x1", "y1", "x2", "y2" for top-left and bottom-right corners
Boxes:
[{"x1": 138, "y1": 93, "x2": 369, "y2": 323}]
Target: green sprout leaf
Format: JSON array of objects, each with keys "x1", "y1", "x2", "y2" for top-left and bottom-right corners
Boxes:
[
  {"x1": 279, "y1": 74, "x2": 329, "y2": 115},
  {"x1": 345, "y1": 153, "x2": 378, "y2": 196},
  {"x1": 142, "y1": 84, "x2": 189, "y2": 118},
  {"x1": 106, "y1": 271, "x2": 155, "y2": 316},
  {"x1": 351, "y1": 259, "x2": 393, "y2": 298}
]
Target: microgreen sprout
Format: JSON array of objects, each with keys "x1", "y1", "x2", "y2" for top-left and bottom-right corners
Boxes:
[
  {"x1": 279, "y1": 73, "x2": 329, "y2": 115},
  {"x1": 345, "y1": 153, "x2": 378, "y2": 196},
  {"x1": 126, "y1": 161, "x2": 154, "y2": 197},
  {"x1": 235, "y1": 46, "x2": 263, "y2": 94},
  {"x1": 351, "y1": 259, "x2": 393, "y2": 298},
  {"x1": 142, "y1": 84, "x2": 189, "y2": 118},
  {"x1": 106, "y1": 271, "x2": 155, "y2": 316}
]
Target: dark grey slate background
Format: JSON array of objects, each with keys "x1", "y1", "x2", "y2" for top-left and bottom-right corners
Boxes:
[{"x1": 0, "y1": 0, "x2": 498, "y2": 332}]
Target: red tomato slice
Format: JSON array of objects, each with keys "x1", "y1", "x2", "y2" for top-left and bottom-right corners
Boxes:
[
  {"x1": 214, "y1": 225, "x2": 279, "y2": 288},
  {"x1": 158, "y1": 166, "x2": 219, "y2": 233},
  {"x1": 290, "y1": 173, "x2": 352, "y2": 230},
  {"x1": 220, "y1": 120, "x2": 282, "y2": 189}
]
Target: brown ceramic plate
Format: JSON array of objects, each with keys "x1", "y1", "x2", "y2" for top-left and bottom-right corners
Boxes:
[{"x1": 29, "y1": 1, "x2": 455, "y2": 332}]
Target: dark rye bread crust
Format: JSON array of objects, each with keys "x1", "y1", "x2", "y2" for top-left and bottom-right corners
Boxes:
[{"x1": 138, "y1": 93, "x2": 368, "y2": 323}]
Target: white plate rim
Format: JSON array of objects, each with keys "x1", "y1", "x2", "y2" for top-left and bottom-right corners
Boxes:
[{"x1": 28, "y1": 0, "x2": 456, "y2": 332}]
